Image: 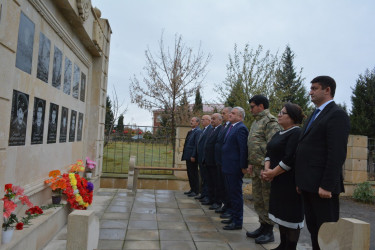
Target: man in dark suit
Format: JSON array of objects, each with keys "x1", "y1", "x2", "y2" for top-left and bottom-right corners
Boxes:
[
  {"x1": 214, "y1": 107, "x2": 232, "y2": 214},
  {"x1": 295, "y1": 76, "x2": 350, "y2": 250},
  {"x1": 181, "y1": 117, "x2": 202, "y2": 197},
  {"x1": 192, "y1": 115, "x2": 213, "y2": 201},
  {"x1": 221, "y1": 107, "x2": 249, "y2": 230},
  {"x1": 203, "y1": 113, "x2": 223, "y2": 209}
]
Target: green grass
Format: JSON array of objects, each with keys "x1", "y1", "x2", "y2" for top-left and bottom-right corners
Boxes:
[{"x1": 103, "y1": 140, "x2": 174, "y2": 174}]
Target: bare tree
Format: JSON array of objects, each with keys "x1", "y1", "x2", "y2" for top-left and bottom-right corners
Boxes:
[
  {"x1": 104, "y1": 87, "x2": 127, "y2": 147},
  {"x1": 130, "y1": 32, "x2": 211, "y2": 165}
]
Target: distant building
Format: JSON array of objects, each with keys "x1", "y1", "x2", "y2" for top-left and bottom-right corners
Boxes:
[{"x1": 152, "y1": 104, "x2": 224, "y2": 127}]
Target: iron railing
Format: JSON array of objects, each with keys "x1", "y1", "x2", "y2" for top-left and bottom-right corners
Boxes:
[
  {"x1": 368, "y1": 137, "x2": 375, "y2": 180},
  {"x1": 103, "y1": 125, "x2": 175, "y2": 175}
]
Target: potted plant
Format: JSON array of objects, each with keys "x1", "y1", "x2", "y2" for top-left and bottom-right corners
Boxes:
[
  {"x1": 45, "y1": 170, "x2": 67, "y2": 204},
  {"x1": 85, "y1": 157, "x2": 96, "y2": 179},
  {"x1": 2, "y1": 184, "x2": 33, "y2": 244}
]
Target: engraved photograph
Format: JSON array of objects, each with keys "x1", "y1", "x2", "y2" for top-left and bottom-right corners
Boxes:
[
  {"x1": 52, "y1": 46, "x2": 63, "y2": 89},
  {"x1": 36, "y1": 32, "x2": 51, "y2": 83},
  {"x1": 72, "y1": 64, "x2": 80, "y2": 99},
  {"x1": 59, "y1": 107, "x2": 68, "y2": 143},
  {"x1": 63, "y1": 57, "x2": 72, "y2": 95},
  {"x1": 15, "y1": 12, "x2": 35, "y2": 74},
  {"x1": 31, "y1": 97, "x2": 46, "y2": 144},
  {"x1": 47, "y1": 103, "x2": 59, "y2": 144},
  {"x1": 77, "y1": 112, "x2": 84, "y2": 141},
  {"x1": 69, "y1": 110, "x2": 77, "y2": 142},
  {"x1": 80, "y1": 72, "x2": 86, "y2": 102},
  {"x1": 9, "y1": 90, "x2": 29, "y2": 146}
]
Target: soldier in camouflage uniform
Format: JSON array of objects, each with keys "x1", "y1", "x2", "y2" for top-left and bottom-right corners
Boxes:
[{"x1": 246, "y1": 95, "x2": 281, "y2": 244}]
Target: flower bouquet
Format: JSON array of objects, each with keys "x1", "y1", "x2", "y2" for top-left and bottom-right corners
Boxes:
[
  {"x1": 45, "y1": 170, "x2": 67, "y2": 204},
  {"x1": 62, "y1": 173, "x2": 94, "y2": 210},
  {"x1": 69, "y1": 160, "x2": 85, "y2": 174},
  {"x1": 85, "y1": 157, "x2": 96, "y2": 179}
]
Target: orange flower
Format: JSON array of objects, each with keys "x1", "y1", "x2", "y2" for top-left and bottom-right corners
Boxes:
[{"x1": 49, "y1": 170, "x2": 61, "y2": 178}]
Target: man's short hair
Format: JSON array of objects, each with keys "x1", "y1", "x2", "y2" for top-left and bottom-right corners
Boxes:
[
  {"x1": 311, "y1": 76, "x2": 336, "y2": 97},
  {"x1": 17, "y1": 93, "x2": 28, "y2": 112},
  {"x1": 233, "y1": 106, "x2": 245, "y2": 120},
  {"x1": 249, "y1": 95, "x2": 269, "y2": 109},
  {"x1": 193, "y1": 116, "x2": 200, "y2": 124},
  {"x1": 223, "y1": 107, "x2": 232, "y2": 113}
]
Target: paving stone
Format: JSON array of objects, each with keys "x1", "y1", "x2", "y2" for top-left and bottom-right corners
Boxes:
[
  {"x1": 183, "y1": 215, "x2": 211, "y2": 223},
  {"x1": 97, "y1": 239, "x2": 124, "y2": 249},
  {"x1": 156, "y1": 201, "x2": 178, "y2": 208},
  {"x1": 110, "y1": 200, "x2": 134, "y2": 207},
  {"x1": 133, "y1": 201, "x2": 157, "y2": 208},
  {"x1": 99, "y1": 228, "x2": 126, "y2": 240},
  {"x1": 100, "y1": 219, "x2": 128, "y2": 229},
  {"x1": 159, "y1": 229, "x2": 192, "y2": 241},
  {"x1": 191, "y1": 231, "x2": 228, "y2": 242},
  {"x1": 195, "y1": 241, "x2": 231, "y2": 250},
  {"x1": 178, "y1": 203, "x2": 200, "y2": 209},
  {"x1": 131, "y1": 207, "x2": 157, "y2": 214},
  {"x1": 160, "y1": 240, "x2": 196, "y2": 250},
  {"x1": 102, "y1": 212, "x2": 130, "y2": 220},
  {"x1": 129, "y1": 213, "x2": 157, "y2": 221},
  {"x1": 128, "y1": 220, "x2": 158, "y2": 230},
  {"x1": 125, "y1": 229, "x2": 159, "y2": 240},
  {"x1": 158, "y1": 221, "x2": 188, "y2": 230},
  {"x1": 186, "y1": 222, "x2": 217, "y2": 232},
  {"x1": 156, "y1": 214, "x2": 184, "y2": 222},
  {"x1": 107, "y1": 205, "x2": 132, "y2": 213},
  {"x1": 180, "y1": 208, "x2": 205, "y2": 216},
  {"x1": 123, "y1": 240, "x2": 160, "y2": 249},
  {"x1": 157, "y1": 207, "x2": 181, "y2": 215}
]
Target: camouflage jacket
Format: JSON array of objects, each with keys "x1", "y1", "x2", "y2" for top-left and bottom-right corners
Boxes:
[{"x1": 248, "y1": 109, "x2": 281, "y2": 166}]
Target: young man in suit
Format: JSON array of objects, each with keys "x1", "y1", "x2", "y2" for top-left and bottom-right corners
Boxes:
[
  {"x1": 192, "y1": 115, "x2": 213, "y2": 202},
  {"x1": 181, "y1": 117, "x2": 202, "y2": 197},
  {"x1": 203, "y1": 113, "x2": 223, "y2": 209},
  {"x1": 221, "y1": 107, "x2": 249, "y2": 230},
  {"x1": 295, "y1": 76, "x2": 350, "y2": 250}
]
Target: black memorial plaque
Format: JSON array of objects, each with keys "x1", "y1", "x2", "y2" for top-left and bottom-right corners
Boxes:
[
  {"x1": 36, "y1": 32, "x2": 51, "y2": 83},
  {"x1": 52, "y1": 46, "x2": 63, "y2": 89},
  {"x1": 15, "y1": 12, "x2": 35, "y2": 74},
  {"x1": 9, "y1": 90, "x2": 29, "y2": 146},
  {"x1": 47, "y1": 103, "x2": 59, "y2": 144},
  {"x1": 68, "y1": 110, "x2": 77, "y2": 142},
  {"x1": 31, "y1": 97, "x2": 46, "y2": 144},
  {"x1": 77, "y1": 112, "x2": 83, "y2": 141},
  {"x1": 59, "y1": 107, "x2": 68, "y2": 143},
  {"x1": 63, "y1": 57, "x2": 72, "y2": 95}
]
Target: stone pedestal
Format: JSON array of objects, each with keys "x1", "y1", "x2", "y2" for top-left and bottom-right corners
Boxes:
[
  {"x1": 318, "y1": 218, "x2": 370, "y2": 250},
  {"x1": 66, "y1": 210, "x2": 99, "y2": 250}
]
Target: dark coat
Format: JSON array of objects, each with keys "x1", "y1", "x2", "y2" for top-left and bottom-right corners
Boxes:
[
  {"x1": 222, "y1": 122, "x2": 249, "y2": 174},
  {"x1": 181, "y1": 127, "x2": 201, "y2": 161},
  {"x1": 203, "y1": 125, "x2": 222, "y2": 166},
  {"x1": 295, "y1": 101, "x2": 350, "y2": 194},
  {"x1": 193, "y1": 125, "x2": 213, "y2": 165}
]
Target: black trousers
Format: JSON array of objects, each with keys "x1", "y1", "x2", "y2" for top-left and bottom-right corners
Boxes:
[
  {"x1": 302, "y1": 191, "x2": 339, "y2": 250},
  {"x1": 206, "y1": 164, "x2": 220, "y2": 204},
  {"x1": 186, "y1": 160, "x2": 199, "y2": 193},
  {"x1": 217, "y1": 163, "x2": 230, "y2": 208}
]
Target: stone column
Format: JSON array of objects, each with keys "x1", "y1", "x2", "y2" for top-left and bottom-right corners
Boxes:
[{"x1": 343, "y1": 135, "x2": 369, "y2": 195}]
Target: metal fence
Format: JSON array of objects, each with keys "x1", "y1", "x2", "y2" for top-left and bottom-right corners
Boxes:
[
  {"x1": 368, "y1": 137, "x2": 375, "y2": 180},
  {"x1": 102, "y1": 125, "x2": 175, "y2": 175}
]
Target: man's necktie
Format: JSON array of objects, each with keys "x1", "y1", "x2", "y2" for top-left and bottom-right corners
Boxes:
[
  {"x1": 305, "y1": 108, "x2": 320, "y2": 133},
  {"x1": 224, "y1": 125, "x2": 233, "y2": 139}
]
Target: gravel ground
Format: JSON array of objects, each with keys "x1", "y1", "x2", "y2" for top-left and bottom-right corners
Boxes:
[{"x1": 244, "y1": 195, "x2": 375, "y2": 249}]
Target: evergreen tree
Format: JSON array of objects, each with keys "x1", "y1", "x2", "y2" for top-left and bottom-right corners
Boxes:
[
  {"x1": 177, "y1": 91, "x2": 190, "y2": 125},
  {"x1": 116, "y1": 114, "x2": 124, "y2": 133},
  {"x1": 105, "y1": 96, "x2": 114, "y2": 131},
  {"x1": 274, "y1": 45, "x2": 310, "y2": 112},
  {"x1": 350, "y1": 67, "x2": 375, "y2": 137},
  {"x1": 193, "y1": 88, "x2": 203, "y2": 115}
]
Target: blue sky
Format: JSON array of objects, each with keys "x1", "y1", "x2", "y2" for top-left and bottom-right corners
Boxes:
[{"x1": 92, "y1": 0, "x2": 375, "y2": 126}]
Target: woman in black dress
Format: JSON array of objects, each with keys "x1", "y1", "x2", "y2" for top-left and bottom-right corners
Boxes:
[{"x1": 261, "y1": 103, "x2": 305, "y2": 250}]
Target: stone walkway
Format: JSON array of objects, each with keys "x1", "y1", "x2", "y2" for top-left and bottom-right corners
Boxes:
[{"x1": 44, "y1": 188, "x2": 312, "y2": 250}]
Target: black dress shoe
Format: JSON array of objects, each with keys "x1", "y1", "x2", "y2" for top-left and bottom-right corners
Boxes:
[
  {"x1": 220, "y1": 212, "x2": 232, "y2": 219},
  {"x1": 246, "y1": 224, "x2": 265, "y2": 238},
  {"x1": 184, "y1": 190, "x2": 192, "y2": 195},
  {"x1": 255, "y1": 232, "x2": 275, "y2": 244},
  {"x1": 215, "y1": 206, "x2": 226, "y2": 213},
  {"x1": 194, "y1": 195, "x2": 205, "y2": 199},
  {"x1": 199, "y1": 197, "x2": 209, "y2": 203},
  {"x1": 209, "y1": 203, "x2": 221, "y2": 210},
  {"x1": 223, "y1": 222, "x2": 242, "y2": 230},
  {"x1": 221, "y1": 219, "x2": 233, "y2": 224},
  {"x1": 201, "y1": 200, "x2": 213, "y2": 205},
  {"x1": 187, "y1": 192, "x2": 197, "y2": 197}
]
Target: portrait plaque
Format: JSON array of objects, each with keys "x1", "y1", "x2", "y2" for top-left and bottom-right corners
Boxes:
[
  {"x1": 59, "y1": 107, "x2": 68, "y2": 143},
  {"x1": 69, "y1": 110, "x2": 77, "y2": 142},
  {"x1": 72, "y1": 64, "x2": 80, "y2": 99},
  {"x1": 47, "y1": 103, "x2": 59, "y2": 144},
  {"x1": 15, "y1": 12, "x2": 35, "y2": 74},
  {"x1": 77, "y1": 113, "x2": 84, "y2": 141},
  {"x1": 9, "y1": 90, "x2": 29, "y2": 146},
  {"x1": 52, "y1": 46, "x2": 63, "y2": 89},
  {"x1": 80, "y1": 72, "x2": 86, "y2": 102},
  {"x1": 36, "y1": 32, "x2": 51, "y2": 83},
  {"x1": 31, "y1": 97, "x2": 46, "y2": 144},
  {"x1": 63, "y1": 57, "x2": 72, "y2": 95}
]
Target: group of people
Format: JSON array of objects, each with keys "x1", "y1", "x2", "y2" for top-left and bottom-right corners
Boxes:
[{"x1": 181, "y1": 76, "x2": 350, "y2": 250}]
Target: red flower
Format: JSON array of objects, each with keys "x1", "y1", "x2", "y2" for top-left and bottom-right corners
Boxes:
[
  {"x1": 16, "y1": 222, "x2": 24, "y2": 230},
  {"x1": 124, "y1": 130, "x2": 128, "y2": 134},
  {"x1": 4, "y1": 184, "x2": 12, "y2": 191},
  {"x1": 3, "y1": 199, "x2": 17, "y2": 218},
  {"x1": 19, "y1": 195, "x2": 33, "y2": 208},
  {"x1": 26, "y1": 206, "x2": 43, "y2": 215},
  {"x1": 138, "y1": 131, "x2": 142, "y2": 134},
  {"x1": 112, "y1": 129, "x2": 116, "y2": 133}
]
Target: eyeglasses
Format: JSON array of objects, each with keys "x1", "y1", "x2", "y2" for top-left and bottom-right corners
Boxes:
[{"x1": 278, "y1": 110, "x2": 288, "y2": 116}]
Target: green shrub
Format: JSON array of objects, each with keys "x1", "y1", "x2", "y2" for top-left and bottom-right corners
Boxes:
[{"x1": 352, "y1": 182, "x2": 375, "y2": 203}]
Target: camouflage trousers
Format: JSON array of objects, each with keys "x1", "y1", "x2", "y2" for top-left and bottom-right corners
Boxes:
[{"x1": 251, "y1": 165, "x2": 274, "y2": 225}]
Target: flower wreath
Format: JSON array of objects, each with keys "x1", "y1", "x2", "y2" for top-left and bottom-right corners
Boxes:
[{"x1": 62, "y1": 173, "x2": 93, "y2": 209}]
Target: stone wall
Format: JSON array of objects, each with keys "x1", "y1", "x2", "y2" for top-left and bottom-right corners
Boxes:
[
  {"x1": 0, "y1": 0, "x2": 110, "y2": 243},
  {"x1": 343, "y1": 135, "x2": 369, "y2": 196}
]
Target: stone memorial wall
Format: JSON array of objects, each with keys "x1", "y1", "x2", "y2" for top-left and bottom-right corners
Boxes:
[{"x1": 0, "y1": 0, "x2": 111, "y2": 235}]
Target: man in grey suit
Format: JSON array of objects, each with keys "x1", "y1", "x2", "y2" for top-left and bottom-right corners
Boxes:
[
  {"x1": 182, "y1": 117, "x2": 202, "y2": 197},
  {"x1": 295, "y1": 76, "x2": 350, "y2": 250}
]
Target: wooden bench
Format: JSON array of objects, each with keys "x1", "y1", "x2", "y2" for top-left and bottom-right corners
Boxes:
[{"x1": 126, "y1": 156, "x2": 187, "y2": 192}]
